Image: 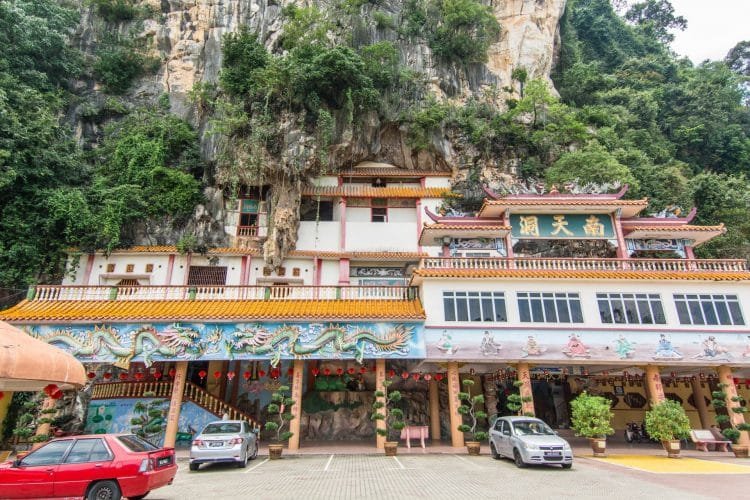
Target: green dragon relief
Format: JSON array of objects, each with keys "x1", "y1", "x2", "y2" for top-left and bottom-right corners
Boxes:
[{"x1": 225, "y1": 324, "x2": 413, "y2": 366}]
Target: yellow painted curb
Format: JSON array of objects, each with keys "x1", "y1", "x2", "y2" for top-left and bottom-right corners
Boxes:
[{"x1": 587, "y1": 454, "x2": 750, "y2": 474}]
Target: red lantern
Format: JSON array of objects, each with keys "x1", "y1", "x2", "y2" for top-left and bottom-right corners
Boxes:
[
  {"x1": 243, "y1": 371, "x2": 251, "y2": 380},
  {"x1": 336, "y1": 368, "x2": 344, "y2": 376},
  {"x1": 287, "y1": 368, "x2": 294, "y2": 377},
  {"x1": 87, "y1": 372, "x2": 96, "y2": 379},
  {"x1": 153, "y1": 371, "x2": 162, "y2": 380},
  {"x1": 198, "y1": 370, "x2": 207, "y2": 380},
  {"x1": 323, "y1": 368, "x2": 331, "y2": 376},
  {"x1": 401, "y1": 371, "x2": 409, "y2": 380},
  {"x1": 213, "y1": 371, "x2": 222, "y2": 380},
  {"x1": 734, "y1": 378, "x2": 740, "y2": 386},
  {"x1": 43, "y1": 384, "x2": 58, "y2": 396},
  {"x1": 0, "y1": 392, "x2": 3, "y2": 400},
  {"x1": 311, "y1": 367, "x2": 320, "y2": 377},
  {"x1": 168, "y1": 368, "x2": 176, "y2": 378},
  {"x1": 434, "y1": 373, "x2": 444, "y2": 382},
  {"x1": 50, "y1": 389, "x2": 63, "y2": 400},
  {"x1": 271, "y1": 368, "x2": 281, "y2": 379},
  {"x1": 227, "y1": 371, "x2": 236, "y2": 381},
  {"x1": 412, "y1": 373, "x2": 420, "y2": 381},
  {"x1": 347, "y1": 367, "x2": 355, "y2": 375},
  {"x1": 359, "y1": 367, "x2": 367, "y2": 374},
  {"x1": 388, "y1": 369, "x2": 396, "y2": 378},
  {"x1": 119, "y1": 373, "x2": 128, "y2": 381},
  {"x1": 372, "y1": 365, "x2": 377, "y2": 372},
  {"x1": 258, "y1": 370, "x2": 266, "y2": 378},
  {"x1": 670, "y1": 371, "x2": 677, "y2": 378},
  {"x1": 103, "y1": 372, "x2": 112, "y2": 380},
  {"x1": 134, "y1": 372, "x2": 144, "y2": 381}
]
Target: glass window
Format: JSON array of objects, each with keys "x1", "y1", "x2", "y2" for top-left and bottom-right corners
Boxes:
[
  {"x1": 117, "y1": 435, "x2": 158, "y2": 452},
  {"x1": 518, "y1": 292, "x2": 583, "y2": 323},
  {"x1": 64, "y1": 439, "x2": 112, "y2": 464},
  {"x1": 597, "y1": 293, "x2": 667, "y2": 325},
  {"x1": 300, "y1": 198, "x2": 334, "y2": 221},
  {"x1": 22, "y1": 440, "x2": 73, "y2": 466},
  {"x1": 203, "y1": 422, "x2": 242, "y2": 434},
  {"x1": 674, "y1": 294, "x2": 745, "y2": 325},
  {"x1": 442, "y1": 291, "x2": 507, "y2": 323},
  {"x1": 371, "y1": 207, "x2": 388, "y2": 222}
]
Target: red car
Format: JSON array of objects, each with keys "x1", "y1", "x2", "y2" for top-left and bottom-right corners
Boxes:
[{"x1": 0, "y1": 433, "x2": 176, "y2": 500}]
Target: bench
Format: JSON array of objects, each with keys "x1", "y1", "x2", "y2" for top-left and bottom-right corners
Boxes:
[
  {"x1": 690, "y1": 429, "x2": 731, "y2": 452},
  {"x1": 400, "y1": 425, "x2": 429, "y2": 449}
]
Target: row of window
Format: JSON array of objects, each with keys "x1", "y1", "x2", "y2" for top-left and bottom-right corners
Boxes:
[{"x1": 442, "y1": 291, "x2": 745, "y2": 326}]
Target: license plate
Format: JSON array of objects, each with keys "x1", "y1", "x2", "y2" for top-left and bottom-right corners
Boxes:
[
  {"x1": 544, "y1": 451, "x2": 562, "y2": 456},
  {"x1": 158, "y1": 456, "x2": 172, "y2": 467},
  {"x1": 209, "y1": 441, "x2": 223, "y2": 448}
]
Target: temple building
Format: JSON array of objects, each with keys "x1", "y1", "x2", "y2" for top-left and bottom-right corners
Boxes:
[{"x1": 1, "y1": 164, "x2": 748, "y2": 450}]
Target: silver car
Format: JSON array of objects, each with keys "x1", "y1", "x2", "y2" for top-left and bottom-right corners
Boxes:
[
  {"x1": 489, "y1": 416, "x2": 573, "y2": 469},
  {"x1": 189, "y1": 420, "x2": 258, "y2": 470}
]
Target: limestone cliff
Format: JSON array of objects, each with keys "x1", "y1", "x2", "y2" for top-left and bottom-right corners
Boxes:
[{"x1": 71, "y1": 0, "x2": 567, "y2": 264}]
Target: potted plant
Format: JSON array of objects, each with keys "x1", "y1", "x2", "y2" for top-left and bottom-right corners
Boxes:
[
  {"x1": 264, "y1": 385, "x2": 295, "y2": 459},
  {"x1": 457, "y1": 379, "x2": 488, "y2": 455},
  {"x1": 711, "y1": 383, "x2": 750, "y2": 458},
  {"x1": 570, "y1": 391, "x2": 614, "y2": 457},
  {"x1": 644, "y1": 399, "x2": 691, "y2": 458},
  {"x1": 506, "y1": 379, "x2": 534, "y2": 416},
  {"x1": 371, "y1": 379, "x2": 405, "y2": 456}
]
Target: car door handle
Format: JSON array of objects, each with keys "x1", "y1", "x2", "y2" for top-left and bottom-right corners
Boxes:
[{"x1": 94, "y1": 463, "x2": 103, "y2": 467}]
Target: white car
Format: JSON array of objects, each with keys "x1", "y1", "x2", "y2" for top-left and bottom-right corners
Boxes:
[
  {"x1": 189, "y1": 420, "x2": 258, "y2": 470},
  {"x1": 489, "y1": 416, "x2": 573, "y2": 469}
]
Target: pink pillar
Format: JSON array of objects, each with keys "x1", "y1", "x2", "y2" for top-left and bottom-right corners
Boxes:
[
  {"x1": 416, "y1": 199, "x2": 423, "y2": 253},
  {"x1": 339, "y1": 198, "x2": 347, "y2": 252},
  {"x1": 244, "y1": 256, "x2": 253, "y2": 285},
  {"x1": 181, "y1": 253, "x2": 192, "y2": 285},
  {"x1": 239, "y1": 256, "x2": 248, "y2": 286},
  {"x1": 82, "y1": 254, "x2": 96, "y2": 285},
  {"x1": 338, "y1": 258, "x2": 350, "y2": 285},
  {"x1": 165, "y1": 254, "x2": 176, "y2": 285},
  {"x1": 613, "y1": 212, "x2": 628, "y2": 260},
  {"x1": 504, "y1": 211, "x2": 514, "y2": 259}
]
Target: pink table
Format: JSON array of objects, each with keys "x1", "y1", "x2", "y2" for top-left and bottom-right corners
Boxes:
[{"x1": 400, "y1": 425, "x2": 429, "y2": 449}]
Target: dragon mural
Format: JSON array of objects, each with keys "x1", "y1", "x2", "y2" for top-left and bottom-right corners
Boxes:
[
  {"x1": 23, "y1": 322, "x2": 423, "y2": 365},
  {"x1": 226, "y1": 324, "x2": 412, "y2": 366}
]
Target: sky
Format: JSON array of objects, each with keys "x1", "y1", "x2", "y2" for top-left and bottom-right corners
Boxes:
[{"x1": 657, "y1": 0, "x2": 750, "y2": 63}]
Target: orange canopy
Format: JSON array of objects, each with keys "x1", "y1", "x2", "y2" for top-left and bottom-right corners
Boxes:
[{"x1": 0, "y1": 320, "x2": 86, "y2": 391}]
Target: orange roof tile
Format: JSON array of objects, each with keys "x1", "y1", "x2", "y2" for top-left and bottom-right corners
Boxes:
[
  {"x1": 0, "y1": 299, "x2": 426, "y2": 323},
  {"x1": 625, "y1": 225, "x2": 725, "y2": 232},
  {"x1": 478, "y1": 198, "x2": 649, "y2": 218},
  {"x1": 411, "y1": 269, "x2": 750, "y2": 282},
  {"x1": 338, "y1": 168, "x2": 451, "y2": 178},
  {"x1": 422, "y1": 224, "x2": 510, "y2": 231},
  {"x1": 302, "y1": 186, "x2": 452, "y2": 198}
]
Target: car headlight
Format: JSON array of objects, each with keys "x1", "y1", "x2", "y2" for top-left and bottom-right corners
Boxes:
[
  {"x1": 563, "y1": 443, "x2": 572, "y2": 451},
  {"x1": 523, "y1": 442, "x2": 540, "y2": 451}
]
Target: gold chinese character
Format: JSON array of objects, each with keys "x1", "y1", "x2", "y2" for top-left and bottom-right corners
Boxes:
[
  {"x1": 550, "y1": 215, "x2": 574, "y2": 236},
  {"x1": 519, "y1": 216, "x2": 540, "y2": 236},
  {"x1": 583, "y1": 215, "x2": 605, "y2": 236}
]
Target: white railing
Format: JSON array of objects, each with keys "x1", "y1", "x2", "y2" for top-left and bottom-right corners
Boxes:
[
  {"x1": 419, "y1": 257, "x2": 748, "y2": 273},
  {"x1": 30, "y1": 285, "x2": 416, "y2": 302}
]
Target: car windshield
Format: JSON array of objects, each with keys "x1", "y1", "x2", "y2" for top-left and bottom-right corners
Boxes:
[
  {"x1": 202, "y1": 423, "x2": 241, "y2": 434},
  {"x1": 117, "y1": 434, "x2": 159, "y2": 452},
  {"x1": 512, "y1": 421, "x2": 555, "y2": 436}
]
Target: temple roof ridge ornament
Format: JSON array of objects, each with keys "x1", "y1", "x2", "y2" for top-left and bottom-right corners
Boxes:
[
  {"x1": 423, "y1": 206, "x2": 496, "y2": 223},
  {"x1": 483, "y1": 179, "x2": 629, "y2": 200}
]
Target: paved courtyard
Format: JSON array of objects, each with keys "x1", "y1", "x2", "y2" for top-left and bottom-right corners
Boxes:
[{"x1": 153, "y1": 452, "x2": 750, "y2": 500}]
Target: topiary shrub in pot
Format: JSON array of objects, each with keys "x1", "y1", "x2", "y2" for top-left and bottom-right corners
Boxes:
[
  {"x1": 371, "y1": 379, "x2": 405, "y2": 456},
  {"x1": 457, "y1": 379, "x2": 488, "y2": 455},
  {"x1": 712, "y1": 383, "x2": 750, "y2": 458},
  {"x1": 570, "y1": 391, "x2": 614, "y2": 457},
  {"x1": 264, "y1": 385, "x2": 295, "y2": 459},
  {"x1": 645, "y1": 399, "x2": 691, "y2": 458}
]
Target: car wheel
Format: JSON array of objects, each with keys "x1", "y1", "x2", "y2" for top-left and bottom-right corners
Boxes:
[
  {"x1": 513, "y1": 449, "x2": 526, "y2": 468},
  {"x1": 87, "y1": 480, "x2": 122, "y2": 500},
  {"x1": 238, "y1": 449, "x2": 249, "y2": 468},
  {"x1": 189, "y1": 463, "x2": 200, "y2": 471},
  {"x1": 490, "y1": 443, "x2": 500, "y2": 460},
  {"x1": 250, "y1": 441, "x2": 258, "y2": 460},
  {"x1": 562, "y1": 463, "x2": 573, "y2": 469}
]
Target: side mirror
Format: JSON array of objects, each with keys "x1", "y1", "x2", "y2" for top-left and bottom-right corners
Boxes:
[{"x1": 12, "y1": 458, "x2": 22, "y2": 468}]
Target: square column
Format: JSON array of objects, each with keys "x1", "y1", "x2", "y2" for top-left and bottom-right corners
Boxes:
[
  {"x1": 447, "y1": 362, "x2": 464, "y2": 448},
  {"x1": 690, "y1": 377, "x2": 711, "y2": 429},
  {"x1": 644, "y1": 365, "x2": 665, "y2": 405},
  {"x1": 288, "y1": 360, "x2": 304, "y2": 451},
  {"x1": 517, "y1": 363, "x2": 535, "y2": 416},
  {"x1": 163, "y1": 361, "x2": 188, "y2": 448}
]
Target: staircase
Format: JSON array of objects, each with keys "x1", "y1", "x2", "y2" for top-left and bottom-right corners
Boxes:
[{"x1": 91, "y1": 381, "x2": 259, "y2": 429}]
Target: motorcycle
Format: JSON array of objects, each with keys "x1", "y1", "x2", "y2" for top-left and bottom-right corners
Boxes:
[{"x1": 624, "y1": 421, "x2": 644, "y2": 443}]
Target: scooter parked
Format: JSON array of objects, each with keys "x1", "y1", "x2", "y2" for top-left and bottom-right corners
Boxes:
[{"x1": 624, "y1": 421, "x2": 644, "y2": 443}]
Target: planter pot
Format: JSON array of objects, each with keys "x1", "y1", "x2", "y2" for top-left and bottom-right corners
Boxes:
[
  {"x1": 732, "y1": 445, "x2": 749, "y2": 458},
  {"x1": 384, "y1": 441, "x2": 398, "y2": 456},
  {"x1": 662, "y1": 440, "x2": 681, "y2": 458},
  {"x1": 466, "y1": 441, "x2": 481, "y2": 456},
  {"x1": 590, "y1": 438, "x2": 607, "y2": 457},
  {"x1": 268, "y1": 444, "x2": 284, "y2": 460}
]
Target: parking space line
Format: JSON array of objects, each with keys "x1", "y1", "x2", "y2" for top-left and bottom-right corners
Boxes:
[
  {"x1": 243, "y1": 457, "x2": 269, "y2": 473},
  {"x1": 393, "y1": 456, "x2": 405, "y2": 470},
  {"x1": 324, "y1": 454, "x2": 334, "y2": 471},
  {"x1": 453, "y1": 454, "x2": 481, "y2": 467}
]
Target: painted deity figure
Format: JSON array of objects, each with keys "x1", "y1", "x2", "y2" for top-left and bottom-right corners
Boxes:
[
  {"x1": 479, "y1": 330, "x2": 502, "y2": 356},
  {"x1": 694, "y1": 336, "x2": 731, "y2": 360},
  {"x1": 435, "y1": 330, "x2": 458, "y2": 355},
  {"x1": 521, "y1": 335, "x2": 546, "y2": 357},
  {"x1": 562, "y1": 334, "x2": 590, "y2": 358},
  {"x1": 653, "y1": 334, "x2": 682, "y2": 360},
  {"x1": 614, "y1": 334, "x2": 636, "y2": 359}
]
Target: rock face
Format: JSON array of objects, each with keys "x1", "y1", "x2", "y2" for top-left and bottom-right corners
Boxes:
[{"x1": 71, "y1": 0, "x2": 567, "y2": 262}]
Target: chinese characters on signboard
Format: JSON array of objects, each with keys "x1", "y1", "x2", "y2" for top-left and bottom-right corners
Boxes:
[{"x1": 510, "y1": 214, "x2": 614, "y2": 239}]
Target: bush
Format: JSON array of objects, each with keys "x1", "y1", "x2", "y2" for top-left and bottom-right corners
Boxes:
[
  {"x1": 570, "y1": 392, "x2": 614, "y2": 439},
  {"x1": 91, "y1": 0, "x2": 137, "y2": 23},
  {"x1": 644, "y1": 399, "x2": 691, "y2": 442},
  {"x1": 94, "y1": 48, "x2": 148, "y2": 94},
  {"x1": 457, "y1": 379, "x2": 488, "y2": 441}
]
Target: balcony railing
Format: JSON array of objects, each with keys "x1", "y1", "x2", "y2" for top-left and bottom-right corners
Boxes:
[
  {"x1": 419, "y1": 257, "x2": 748, "y2": 273},
  {"x1": 236, "y1": 225, "x2": 259, "y2": 237},
  {"x1": 30, "y1": 285, "x2": 417, "y2": 302}
]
